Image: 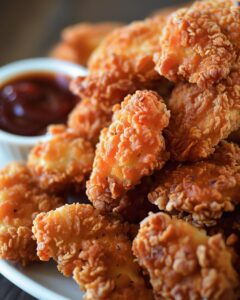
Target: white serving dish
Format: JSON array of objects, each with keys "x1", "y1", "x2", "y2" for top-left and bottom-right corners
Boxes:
[
  {"x1": 0, "y1": 260, "x2": 83, "y2": 300},
  {"x1": 0, "y1": 58, "x2": 87, "y2": 168}
]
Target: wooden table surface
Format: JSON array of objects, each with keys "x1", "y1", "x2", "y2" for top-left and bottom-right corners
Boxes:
[{"x1": 0, "y1": 0, "x2": 188, "y2": 299}]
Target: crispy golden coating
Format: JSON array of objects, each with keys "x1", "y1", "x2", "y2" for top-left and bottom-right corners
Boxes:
[
  {"x1": 191, "y1": 0, "x2": 240, "y2": 49},
  {"x1": 88, "y1": 15, "x2": 165, "y2": 76},
  {"x1": 155, "y1": 4, "x2": 236, "y2": 88},
  {"x1": 28, "y1": 125, "x2": 94, "y2": 192},
  {"x1": 0, "y1": 163, "x2": 63, "y2": 266},
  {"x1": 50, "y1": 22, "x2": 123, "y2": 66},
  {"x1": 165, "y1": 58, "x2": 240, "y2": 161},
  {"x1": 133, "y1": 212, "x2": 239, "y2": 300},
  {"x1": 69, "y1": 15, "x2": 172, "y2": 143},
  {"x1": 69, "y1": 58, "x2": 141, "y2": 143},
  {"x1": 87, "y1": 90, "x2": 170, "y2": 213},
  {"x1": 148, "y1": 142, "x2": 240, "y2": 226},
  {"x1": 69, "y1": 71, "x2": 171, "y2": 144},
  {"x1": 33, "y1": 204, "x2": 153, "y2": 300}
]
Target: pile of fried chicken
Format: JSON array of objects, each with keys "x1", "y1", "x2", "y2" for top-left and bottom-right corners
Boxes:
[{"x1": 1, "y1": 0, "x2": 240, "y2": 299}]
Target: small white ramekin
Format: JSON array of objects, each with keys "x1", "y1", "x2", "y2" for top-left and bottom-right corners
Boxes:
[{"x1": 0, "y1": 58, "x2": 87, "y2": 168}]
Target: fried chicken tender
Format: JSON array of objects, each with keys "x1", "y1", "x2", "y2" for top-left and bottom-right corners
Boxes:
[
  {"x1": 69, "y1": 68, "x2": 171, "y2": 144},
  {"x1": 50, "y1": 22, "x2": 123, "y2": 66},
  {"x1": 69, "y1": 15, "x2": 172, "y2": 143},
  {"x1": 166, "y1": 57, "x2": 240, "y2": 161},
  {"x1": 88, "y1": 15, "x2": 165, "y2": 76},
  {"x1": 0, "y1": 163, "x2": 63, "y2": 266},
  {"x1": 155, "y1": 3, "x2": 237, "y2": 88},
  {"x1": 32, "y1": 204, "x2": 153, "y2": 300},
  {"x1": 86, "y1": 90, "x2": 170, "y2": 213},
  {"x1": 148, "y1": 142, "x2": 240, "y2": 226},
  {"x1": 69, "y1": 58, "x2": 144, "y2": 143},
  {"x1": 191, "y1": 0, "x2": 240, "y2": 49},
  {"x1": 133, "y1": 212, "x2": 239, "y2": 300},
  {"x1": 28, "y1": 125, "x2": 94, "y2": 193}
]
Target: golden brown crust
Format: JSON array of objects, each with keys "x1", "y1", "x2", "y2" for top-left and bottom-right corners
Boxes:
[
  {"x1": 32, "y1": 204, "x2": 153, "y2": 300},
  {"x1": 86, "y1": 90, "x2": 170, "y2": 213},
  {"x1": 50, "y1": 22, "x2": 123, "y2": 66},
  {"x1": 69, "y1": 66, "x2": 171, "y2": 144},
  {"x1": 165, "y1": 59, "x2": 240, "y2": 161},
  {"x1": 69, "y1": 58, "x2": 141, "y2": 143},
  {"x1": 69, "y1": 15, "x2": 171, "y2": 143},
  {"x1": 191, "y1": 0, "x2": 240, "y2": 49},
  {"x1": 148, "y1": 142, "x2": 240, "y2": 226},
  {"x1": 133, "y1": 212, "x2": 239, "y2": 300},
  {"x1": 0, "y1": 163, "x2": 63, "y2": 265},
  {"x1": 155, "y1": 6, "x2": 236, "y2": 88},
  {"x1": 88, "y1": 16, "x2": 165, "y2": 77},
  {"x1": 28, "y1": 125, "x2": 95, "y2": 192}
]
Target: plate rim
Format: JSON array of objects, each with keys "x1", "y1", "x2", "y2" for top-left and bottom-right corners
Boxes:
[{"x1": 0, "y1": 260, "x2": 70, "y2": 300}]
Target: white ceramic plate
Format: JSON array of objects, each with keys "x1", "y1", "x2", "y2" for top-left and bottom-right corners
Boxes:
[{"x1": 0, "y1": 260, "x2": 84, "y2": 300}]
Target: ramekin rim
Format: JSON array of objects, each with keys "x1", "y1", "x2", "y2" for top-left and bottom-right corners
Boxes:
[{"x1": 0, "y1": 57, "x2": 87, "y2": 144}]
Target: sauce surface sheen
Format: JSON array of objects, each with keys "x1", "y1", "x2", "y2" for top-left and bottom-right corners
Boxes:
[{"x1": 0, "y1": 72, "x2": 78, "y2": 136}]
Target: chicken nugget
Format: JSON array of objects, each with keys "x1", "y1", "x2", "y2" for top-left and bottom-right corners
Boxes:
[
  {"x1": 87, "y1": 90, "x2": 170, "y2": 213},
  {"x1": 133, "y1": 212, "x2": 239, "y2": 300},
  {"x1": 0, "y1": 163, "x2": 63, "y2": 265},
  {"x1": 33, "y1": 204, "x2": 153, "y2": 300},
  {"x1": 165, "y1": 57, "x2": 240, "y2": 161},
  {"x1": 28, "y1": 125, "x2": 94, "y2": 193},
  {"x1": 155, "y1": 5, "x2": 236, "y2": 88},
  {"x1": 148, "y1": 142, "x2": 240, "y2": 226},
  {"x1": 69, "y1": 14, "x2": 172, "y2": 143}
]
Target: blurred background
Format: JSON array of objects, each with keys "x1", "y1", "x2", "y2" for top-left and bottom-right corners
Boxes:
[
  {"x1": 0, "y1": 0, "x2": 188, "y2": 299},
  {"x1": 0, "y1": 0, "x2": 189, "y2": 66}
]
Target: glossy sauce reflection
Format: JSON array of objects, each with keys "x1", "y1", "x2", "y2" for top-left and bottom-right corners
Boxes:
[{"x1": 0, "y1": 73, "x2": 79, "y2": 136}]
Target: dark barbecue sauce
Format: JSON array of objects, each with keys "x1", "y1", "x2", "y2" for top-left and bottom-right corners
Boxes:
[{"x1": 0, "y1": 73, "x2": 78, "y2": 136}]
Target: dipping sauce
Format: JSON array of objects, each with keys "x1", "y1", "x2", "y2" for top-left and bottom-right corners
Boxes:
[{"x1": 0, "y1": 73, "x2": 78, "y2": 136}]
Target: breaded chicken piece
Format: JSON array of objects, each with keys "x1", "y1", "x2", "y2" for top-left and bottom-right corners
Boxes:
[
  {"x1": 69, "y1": 15, "x2": 172, "y2": 143},
  {"x1": 28, "y1": 125, "x2": 94, "y2": 193},
  {"x1": 191, "y1": 0, "x2": 240, "y2": 49},
  {"x1": 69, "y1": 58, "x2": 142, "y2": 143},
  {"x1": 69, "y1": 69, "x2": 171, "y2": 144},
  {"x1": 166, "y1": 58, "x2": 240, "y2": 161},
  {"x1": 155, "y1": 5, "x2": 236, "y2": 88},
  {"x1": 32, "y1": 204, "x2": 153, "y2": 300},
  {"x1": 50, "y1": 22, "x2": 123, "y2": 66},
  {"x1": 87, "y1": 90, "x2": 170, "y2": 213},
  {"x1": 0, "y1": 163, "x2": 63, "y2": 266},
  {"x1": 148, "y1": 142, "x2": 240, "y2": 226},
  {"x1": 88, "y1": 15, "x2": 165, "y2": 77},
  {"x1": 133, "y1": 213, "x2": 239, "y2": 300}
]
